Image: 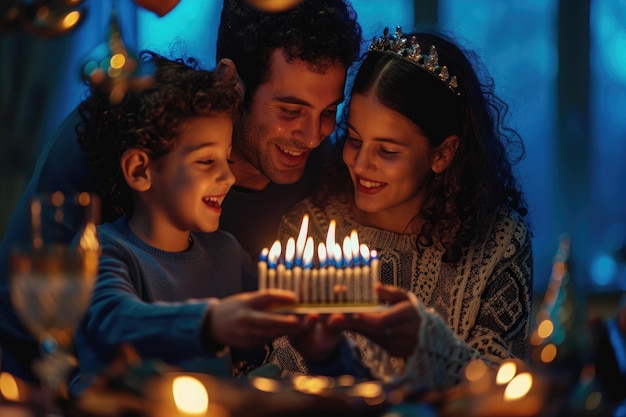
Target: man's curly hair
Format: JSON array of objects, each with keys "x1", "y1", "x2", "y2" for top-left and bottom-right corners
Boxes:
[
  {"x1": 76, "y1": 51, "x2": 241, "y2": 221},
  {"x1": 216, "y1": 0, "x2": 362, "y2": 108},
  {"x1": 315, "y1": 31, "x2": 530, "y2": 264}
]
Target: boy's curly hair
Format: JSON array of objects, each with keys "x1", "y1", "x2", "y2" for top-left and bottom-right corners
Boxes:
[
  {"x1": 217, "y1": 0, "x2": 362, "y2": 108},
  {"x1": 76, "y1": 51, "x2": 241, "y2": 221}
]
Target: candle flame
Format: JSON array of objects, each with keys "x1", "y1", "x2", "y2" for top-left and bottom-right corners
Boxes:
[
  {"x1": 343, "y1": 236, "x2": 352, "y2": 264},
  {"x1": 318, "y1": 242, "x2": 327, "y2": 266},
  {"x1": 259, "y1": 247, "x2": 269, "y2": 261},
  {"x1": 269, "y1": 240, "x2": 281, "y2": 267},
  {"x1": 360, "y1": 244, "x2": 370, "y2": 264},
  {"x1": 326, "y1": 220, "x2": 336, "y2": 255},
  {"x1": 304, "y1": 237, "x2": 314, "y2": 267},
  {"x1": 350, "y1": 230, "x2": 360, "y2": 259},
  {"x1": 285, "y1": 238, "x2": 296, "y2": 267},
  {"x1": 333, "y1": 243, "x2": 343, "y2": 267},
  {"x1": 296, "y1": 214, "x2": 309, "y2": 257}
]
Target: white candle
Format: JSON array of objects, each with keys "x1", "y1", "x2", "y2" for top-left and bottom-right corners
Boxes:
[
  {"x1": 284, "y1": 238, "x2": 295, "y2": 290},
  {"x1": 277, "y1": 263, "x2": 285, "y2": 290},
  {"x1": 268, "y1": 240, "x2": 281, "y2": 289},
  {"x1": 333, "y1": 243, "x2": 343, "y2": 303},
  {"x1": 360, "y1": 244, "x2": 372, "y2": 303},
  {"x1": 293, "y1": 264, "x2": 302, "y2": 303},
  {"x1": 342, "y1": 236, "x2": 352, "y2": 303},
  {"x1": 302, "y1": 237, "x2": 314, "y2": 303},
  {"x1": 318, "y1": 242, "x2": 328, "y2": 303},
  {"x1": 370, "y1": 249, "x2": 380, "y2": 303},
  {"x1": 258, "y1": 248, "x2": 269, "y2": 290},
  {"x1": 350, "y1": 234, "x2": 362, "y2": 302}
]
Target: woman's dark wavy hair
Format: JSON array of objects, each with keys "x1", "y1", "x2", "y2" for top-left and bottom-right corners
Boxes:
[
  {"x1": 216, "y1": 0, "x2": 362, "y2": 108},
  {"x1": 315, "y1": 30, "x2": 529, "y2": 263},
  {"x1": 76, "y1": 51, "x2": 241, "y2": 221}
]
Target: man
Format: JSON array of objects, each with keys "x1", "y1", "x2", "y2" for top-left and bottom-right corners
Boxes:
[
  {"x1": 0, "y1": 0, "x2": 362, "y2": 382},
  {"x1": 215, "y1": 0, "x2": 362, "y2": 258}
]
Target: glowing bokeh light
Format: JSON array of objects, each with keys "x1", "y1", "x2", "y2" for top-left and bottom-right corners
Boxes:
[
  {"x1": 504, "y1": 372, "x2": 533, "y2": 401},
  {"x1": 585, "y1": 391, "x2": 602, "y2": 410},
  {"x1": 537, "y1": 319, "x2": 554, "y2": 338},
  {"x1": 251, "y1": 377, "x2": 281, "y2": 393},
  {"x1": 496, "y1": 360, "x2": 517, "y2": 385},
  {"x1": 540, "y1": 343, "x2": 557, "y2": 363},
  {"x1": 172, "y1": 376, "x2": 208, "y2": 415},
  {"x1": 110, "y1": 53, "x2": 127, "y2": 70},
  {"x1": 62, "y1": 11, "x2": 81, "y2": 29},
  {"x1": 464, "y1": 359, "x2": 488, "y2": 382},
  {"x1": 590, "y1": 254, "x2": 617, "y2": 286},
  {"x1": 0, "y1": 372, "x2": 20, "y2": 402},
  {"x1": 350, "y1": 381, "x2": 383, "y2": 398}
]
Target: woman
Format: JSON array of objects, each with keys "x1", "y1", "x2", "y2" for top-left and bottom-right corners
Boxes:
[{"x1": 268, "y1": 27, "x2": 533, "y2": 390}]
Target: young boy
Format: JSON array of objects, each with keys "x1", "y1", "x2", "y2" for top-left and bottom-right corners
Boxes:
[{"x1": 71, "y1": 52, "x2": 303, "y2": 391}]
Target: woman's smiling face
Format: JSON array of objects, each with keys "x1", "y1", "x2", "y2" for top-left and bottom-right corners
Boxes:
[{"x1": 342, "y1": 92, "x2": 437, "y2": 232}]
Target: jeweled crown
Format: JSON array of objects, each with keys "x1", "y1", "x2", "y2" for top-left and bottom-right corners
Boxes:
[{"x1": 369, "y1": 26, "x2": 460, "y2": 95}]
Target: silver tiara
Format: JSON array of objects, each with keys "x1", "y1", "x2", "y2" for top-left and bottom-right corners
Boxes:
[{"x1": 369, "y1": 26, "x2": 459, "y2": 95}]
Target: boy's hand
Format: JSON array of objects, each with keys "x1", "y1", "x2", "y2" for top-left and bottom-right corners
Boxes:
[{"x1": 207, "y1": 290, "x2": 305, "y2": 348}]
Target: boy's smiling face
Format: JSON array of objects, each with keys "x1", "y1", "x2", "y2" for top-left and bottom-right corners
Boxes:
[{"x1": 148, "y1": 114, "x2": 235, "y2": 235}]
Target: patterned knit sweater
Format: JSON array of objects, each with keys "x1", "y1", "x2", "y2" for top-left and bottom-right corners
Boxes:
[{"x1": 268, "y1": 197, "x2": 533, "y2": 390}]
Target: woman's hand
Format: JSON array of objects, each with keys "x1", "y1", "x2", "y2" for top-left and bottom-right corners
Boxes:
[
  {"x1": 207, "y1": 289, "x2": 305, "y2": 348},
  {"x1": 329, "y1": 284, "x2": 421, "y2": 358},
  {"x1": 288, "y1": 314, "x2": 344, "y2": 362}
]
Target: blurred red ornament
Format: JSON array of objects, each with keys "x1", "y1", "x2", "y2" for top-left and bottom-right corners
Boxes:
[{"x1": 132, "y1": 0, "x2": 181, "y2": 17}]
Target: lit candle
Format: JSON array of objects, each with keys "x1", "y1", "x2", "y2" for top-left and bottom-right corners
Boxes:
[
  {"x1": 350, "y1": 236, "x2": 362, "y2": 303},
  {"x1": 284, "y1": 237, "x2": 295, "y2": 291},
  {"x1": 370, "y1": 249, "x2": 380, "y2": 303},
  {"x1": 333, "y1": 243, "x2": 343, "y2": 303},
  {"x1": 302, "y1": 237, "x2": 314, "y2": 303},
  {"x1": 360, "y1": 244, "x2": 371, "y2": 303},
  {"x1": 258, "y1": 247, "x2": 269, "y2": 290},
  {"x1": 318, "y1": 242, "x2": 327, "y2": 303},
  {"x1": 268, "y1": 240, "x2": 281, "y2": 289},
  {"x1": 342, "y1": 236, "x2": 353, "y2": 303},
  {"x1": 295, "y1": 214, "x2": 309, "y2": 265}
]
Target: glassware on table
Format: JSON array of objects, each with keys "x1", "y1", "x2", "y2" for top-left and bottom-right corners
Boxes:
[{"x1": 9, "y1": 191, "x2": 100, "y2": 396}]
